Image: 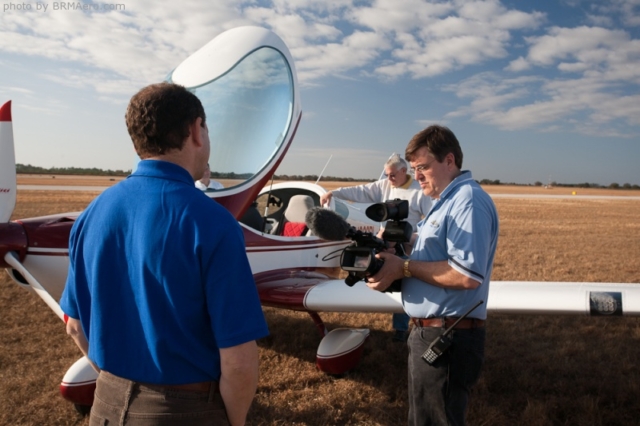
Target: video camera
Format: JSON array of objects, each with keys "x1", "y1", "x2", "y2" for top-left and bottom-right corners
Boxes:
[{"x1": 340, "y1": 199, "x2": 413, "y2": 292}]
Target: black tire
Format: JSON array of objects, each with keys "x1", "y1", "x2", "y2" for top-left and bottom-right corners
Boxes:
[{"x1": 74, "y1": 404, "x2": 92, "y2": 416}]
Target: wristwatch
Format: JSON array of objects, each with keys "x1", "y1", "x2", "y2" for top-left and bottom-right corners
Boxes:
[{"x1": 403, "y1": 259, "x2": 412, "y2": 278}]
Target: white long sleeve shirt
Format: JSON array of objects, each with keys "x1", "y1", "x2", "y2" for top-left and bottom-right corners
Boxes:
[
  {"x1": 195, "y1": 180, "x2": 224, "y2": 191},
  {"x1": 331, "y1": 175, "x2": 431, "y2": 231}
]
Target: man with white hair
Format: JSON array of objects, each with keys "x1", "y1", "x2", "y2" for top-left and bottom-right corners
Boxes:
[
  {"x1": 321, "y1": 154, "x2": 429, "y2": 233},
  {"x1": 320, "y1": 153, "x2": 431, "y2": 341}
]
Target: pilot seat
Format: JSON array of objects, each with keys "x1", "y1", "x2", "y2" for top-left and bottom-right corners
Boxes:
[{"x1": 278, "y1": 195, "x2": 315, "y2": 237}]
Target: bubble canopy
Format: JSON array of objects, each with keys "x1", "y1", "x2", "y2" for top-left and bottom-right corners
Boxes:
[{"x1": 167, "y1": 36, "x2": 295, "y2": 191}]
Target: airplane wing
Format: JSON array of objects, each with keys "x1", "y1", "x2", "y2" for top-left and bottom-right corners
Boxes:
[
  {"x1": 255, "y1": 271, "x2": 404, "y2": 313},
  {"x1": 488, "y1": 281, "x2": 640, "y2": 316},
  {"x1": 257, "y1": 270, "x2": 640, "y2": 317}
]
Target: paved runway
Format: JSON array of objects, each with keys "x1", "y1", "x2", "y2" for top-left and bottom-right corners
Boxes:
[{"x1": 488, "y1": 193, "x2": 640, "y2": 200}]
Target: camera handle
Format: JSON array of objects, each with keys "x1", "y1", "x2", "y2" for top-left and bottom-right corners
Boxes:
[
  {"x1": 378, "y1": 242, "x2": 406, "y2": 293},
  {"x1": 344, "y1": 272, "x2": 361, "y2": 286}
]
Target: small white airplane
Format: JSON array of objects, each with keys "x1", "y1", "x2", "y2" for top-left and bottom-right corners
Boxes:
[{"x1": 1, "y1": 26, "x2": 639, "y2": 413}]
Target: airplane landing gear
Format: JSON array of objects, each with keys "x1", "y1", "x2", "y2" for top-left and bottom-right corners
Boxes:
[{"x1": 74, "y1": 404, "x2": 91, "y2": 416}]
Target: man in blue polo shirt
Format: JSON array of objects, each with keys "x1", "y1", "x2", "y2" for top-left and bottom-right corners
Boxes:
[
  {"x1": 60, "y1": 82, "x2": 268, "y2": 425},
  {"x1": 366, "y1": 125, "x2": 499, "y2": 426}
]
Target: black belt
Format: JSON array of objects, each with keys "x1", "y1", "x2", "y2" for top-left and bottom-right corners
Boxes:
[{"x1": 412, "y1": 317, "x2": 485, "y2": 329}]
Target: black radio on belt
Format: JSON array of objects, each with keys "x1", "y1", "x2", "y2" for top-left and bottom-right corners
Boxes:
[{"x1": 421, "y1": 300, "x2": 484, "y2": 365}]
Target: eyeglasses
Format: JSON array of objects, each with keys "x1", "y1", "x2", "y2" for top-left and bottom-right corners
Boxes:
[
  {"x1": 386, "y1": 168, "x2": 405, "y2": 179},
  {"x1": 409, "y1": 160, "x2": 436, "y2": 175}
]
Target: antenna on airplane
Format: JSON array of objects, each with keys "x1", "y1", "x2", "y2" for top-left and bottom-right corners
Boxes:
[{"x1": 315, "y1": 154, "x2": 333, "y2": 185}]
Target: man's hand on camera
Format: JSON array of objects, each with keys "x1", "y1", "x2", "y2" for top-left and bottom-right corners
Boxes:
[
  {"x1": 375, "y1": 229, "x2": 397, "y2": 253},
  {"x1": 383, "y1": 242, "x2": 397, "y2": 254},
  {"x1": 366, "y1": 252, "x2": 404, "y2": 292}
]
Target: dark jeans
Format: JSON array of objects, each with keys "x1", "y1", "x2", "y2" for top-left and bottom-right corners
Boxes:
[
  {"x1": 393, "y1": 312, "x2": 410, "y2": 332},
  {"x1": 90, "y1": 371, "x2": 229, "y2": 426},
  {"x1": 407, "y1": 326, "x2": 485, "y2": 426}
]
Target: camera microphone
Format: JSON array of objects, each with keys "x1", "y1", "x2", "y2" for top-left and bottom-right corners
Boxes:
[
  {"x1": 306, "y1": 205, "x2": 404, "y2": 292},
  {"x1": 305, "y1": 207, "x2": 351, "y2": 241}
]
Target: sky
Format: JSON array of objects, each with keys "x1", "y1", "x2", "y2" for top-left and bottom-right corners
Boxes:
[{"x1": 1, "y1": 0, "x2": 639, "y2": 186}]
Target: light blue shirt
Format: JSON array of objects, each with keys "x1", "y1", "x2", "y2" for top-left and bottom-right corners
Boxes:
[{"x1": 402, "y1": 171, "x2": 499, "y2": 320}]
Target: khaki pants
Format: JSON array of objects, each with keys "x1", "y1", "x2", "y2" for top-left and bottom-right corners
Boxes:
[{"x1": 90, "y1": 371, "x2": 229, "y2": 426}]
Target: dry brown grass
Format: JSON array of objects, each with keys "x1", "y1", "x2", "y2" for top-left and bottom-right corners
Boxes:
[
  {"x1": 1, "y1": 179, "x2": 639, "y2": 425},
  {"x1": 17, "y1": 174, "x2": 125, "y2": 186},
  {"x1": 17, "y1": 174, "x2": 640, "y2": 197}
]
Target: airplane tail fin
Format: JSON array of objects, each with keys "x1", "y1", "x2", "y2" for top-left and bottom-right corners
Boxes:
[{"x1": 0, "y1": 101, "x2": 17, "y2": 222}]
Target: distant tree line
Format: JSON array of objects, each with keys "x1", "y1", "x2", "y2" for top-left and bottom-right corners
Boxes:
[
  {"x1": 16, "y1": 164, "x2": 637, "y2": 188},
  {"x1": 17, "y1": 164, "x2": 130, "y2": 176},
  {"x1": 16, "y1": 164, "x2": 376, "y2": 183},
  {"x1": 212, "y1": 172, "x2": 375, "y2": 183},
  {"x1": 479, "y1": 178, "x2": 639, "y2": 190}
]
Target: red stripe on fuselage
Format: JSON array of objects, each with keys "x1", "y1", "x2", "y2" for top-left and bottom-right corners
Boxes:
[
  {"x1": 255, "y1": 268, "x2": 333, "y2": 310},
  {"x1": 16, "y1": 213, "x2": 78, "y2": 250}
]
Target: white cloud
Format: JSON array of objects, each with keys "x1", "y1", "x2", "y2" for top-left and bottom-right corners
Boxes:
[
  {"x1": 43, "y1": 68, "x2": 140, "y2": 98},
  {"x1": 585, "y1": 13, "x2": 614, "y2": 27},
  {"x1": 350, "y1": 0, "x2": 544, "y2": 80},
  {"x1": 450, "y1": 17, "x2": 640, "y2": 137},
  {"x1": 1, "y1": 0, "x2": 638, "y2": 144},
  {"x1": 293, "y1": 31, "x2": 390, "y2": 81},
  {"x1": 243, "y1": 6, "x2": 342, "y2": 48},
  {"x1": 492, "y1": 8, "x2": 546, "y2": 30},
  {"x1": 506, "y1": 56, "x2": 531, "y2": 71},
  {"x1": 444, "y1": 69, "x2": 640, "y2": 137},
  {"x1": 0, "y1": 0, "x2": 547, "y2": 91},
  {"x1": 0, "y1": 86, "x2": 34, "y2": 95},
  {"x1": 270, "y1": 0, "x2": 355, "y2": 14},
  {"x1": 524, "y1": 26, "x2": 631, "y2": 67},
  {"x1": 591, "y1": 0, "x2": 640, "y2": 27},
  {"x1": 0, "y1": 0, "x2": 243, "y2": 90}
]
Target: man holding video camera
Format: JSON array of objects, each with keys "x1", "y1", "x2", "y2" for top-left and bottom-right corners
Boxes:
[
  {"x1": 320, "y1": 153, "x2": 431, "y2": 341},
  {"x1": 366, "y1": 125, "x2": 499, "y2": 426}
]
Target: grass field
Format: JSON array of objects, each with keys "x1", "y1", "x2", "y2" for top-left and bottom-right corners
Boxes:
[
  {"x1": 1, "y1": 178, "x2": 639, "y2": 425},
  {"x1": 15, "y1": 174, "x2": 640, "y2": 198}
]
